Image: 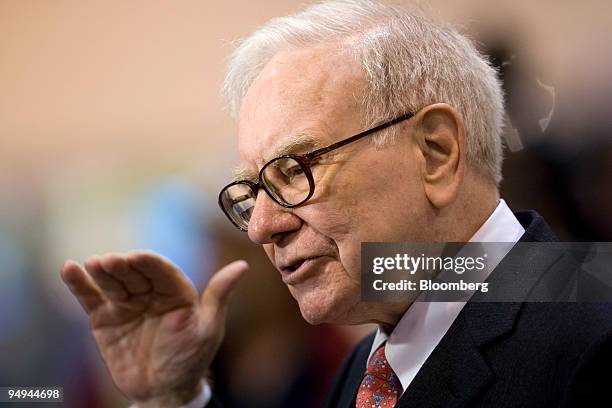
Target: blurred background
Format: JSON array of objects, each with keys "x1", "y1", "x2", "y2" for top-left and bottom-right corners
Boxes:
[{"x1": 0, "y1": 0, "x2": 611, "y2": 407}]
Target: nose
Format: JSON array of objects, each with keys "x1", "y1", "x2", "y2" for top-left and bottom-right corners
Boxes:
[{"x1": 247, "y1": 191, "x2": 302, "y2": 245}]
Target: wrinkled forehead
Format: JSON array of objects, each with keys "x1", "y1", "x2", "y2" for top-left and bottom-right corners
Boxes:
[{"x1": 235, "y1": 44, "x2": 367, "y2": 180}]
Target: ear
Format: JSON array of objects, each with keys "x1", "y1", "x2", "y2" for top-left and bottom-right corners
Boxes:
[{"x1": 414, "y1": 103, "x2": 466, "y2": 209}]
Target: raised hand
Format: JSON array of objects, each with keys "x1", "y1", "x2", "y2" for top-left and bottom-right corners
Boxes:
[{"x1": 60, "y1": 251, "x2": 248, "y2": 407}]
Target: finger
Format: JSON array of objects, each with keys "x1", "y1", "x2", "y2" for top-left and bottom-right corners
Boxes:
[
  {"x1": 61, "y1": 260, "x2": 106, "y2": 314},
  {"x1": 126, "y1": 250, "x2": 195, "y2": 297},
  {"x1": 99, "y1": 253, "x2": 152, "y2": 295},
  {"x1": 85, "y1": 256, "x2": 129, "y2": 302},
  {"x1": 201, "y1": 260, "x2": 249, "y2": 314}
]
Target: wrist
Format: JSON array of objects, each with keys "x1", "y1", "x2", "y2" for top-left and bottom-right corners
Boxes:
[{"x1": 133, "y1": 381, "x2": 203, "y2": 408}]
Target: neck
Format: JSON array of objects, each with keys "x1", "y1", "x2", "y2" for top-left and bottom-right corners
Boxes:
[
  {"x1": 436, "y1": 176, "x2": 499, "y2": 242},
  {"x1": 364, "y1": 176, "x2": 500, "y2": 330}
]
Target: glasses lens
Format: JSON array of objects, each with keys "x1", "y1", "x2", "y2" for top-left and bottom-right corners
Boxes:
[
  {"x1": 220, "y1": 183, "x2": 256, "y2": 230},
  {"x1": 261, "y1": 157, "x2": 312, "y2": 205}
]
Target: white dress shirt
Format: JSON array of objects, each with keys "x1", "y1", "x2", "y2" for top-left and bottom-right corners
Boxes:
[
  {"x1": 128, "y1": 381, "x2": 211, "y2": 408},
  {"x1": 367, "y1": 198, "x2": 525, "y2": 395},
  {"x1": 133, "y1": 199, "x2": 524, "y2": 407}
]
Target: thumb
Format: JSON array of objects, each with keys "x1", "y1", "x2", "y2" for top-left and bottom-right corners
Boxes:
[{"x1": 200, "y1": 260, "x2": 249, "y2": 314}]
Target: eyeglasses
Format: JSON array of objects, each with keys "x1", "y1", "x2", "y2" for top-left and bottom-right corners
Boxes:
[{"x1": 218, "y1": 112, "x2": 415, "y2": 231}]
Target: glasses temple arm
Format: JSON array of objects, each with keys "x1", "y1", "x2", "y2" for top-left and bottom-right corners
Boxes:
[{"x1": 306, "y1": 112, "x2": 414, "y2": 159}]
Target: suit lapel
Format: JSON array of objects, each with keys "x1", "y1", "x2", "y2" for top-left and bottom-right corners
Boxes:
[
  {"x1": 394, "y1": 306, "x2": 496, "y2": 408},
  {"x1": 394, "y1": 211, "x2": 562, "y2": 407},
  {"x1": 333, "y1": 336, "x2": 373, "y2": 408}
]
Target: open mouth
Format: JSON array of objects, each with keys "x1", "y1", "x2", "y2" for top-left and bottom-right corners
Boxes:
[
  {"x1": 283, "y1": 258, "x2": 308, "y2": 273},
  {"x1": 279, "y1": 256, "x2": 328, "y2": 285}
]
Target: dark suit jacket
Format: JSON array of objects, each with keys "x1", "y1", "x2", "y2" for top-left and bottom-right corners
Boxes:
[{"x1": 325, "y1": 211, "x2": 612, "y2": 408}]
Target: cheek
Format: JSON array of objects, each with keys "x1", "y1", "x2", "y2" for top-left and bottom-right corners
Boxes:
[
  {"x1": 287, "y1": 260, "x2": 361, "y2": 324},
  {"x1": 342, "y1": 156, "x2": 423, "y2": 231},
  {"x1": 295, "y1": 200, "x2": 353, "y2": 238},
  {"x1": 293, "y1": 175, "x2": 388, "y2": 270},
  {"x1": 296, "y1": 205, "x2": 363, "y2": 282},
  {"x1": 337, "y1": 242, "x2": 362, "y2": 284},
  {"x1": 291, "y1": 153, "x2": 421, "y2": 277}
]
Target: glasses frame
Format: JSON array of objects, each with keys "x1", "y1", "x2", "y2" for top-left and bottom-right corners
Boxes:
[{"x1": 218, "y1": 111, "x2": 415, "y2": 231}]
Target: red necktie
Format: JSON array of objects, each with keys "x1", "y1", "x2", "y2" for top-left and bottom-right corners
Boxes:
[{"x1": 356, "y1": 344, "x2": 401, "y2": 408}]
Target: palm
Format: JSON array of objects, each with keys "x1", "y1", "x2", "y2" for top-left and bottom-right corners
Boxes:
[
  {"x1": 61, "y1": 251, "x2": 248, "y2": 406},
  {"x1": 93, "y1": 291, "x2": 203, "y2": 400}
]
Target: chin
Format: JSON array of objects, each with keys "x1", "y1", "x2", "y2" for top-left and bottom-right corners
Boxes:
[
  {"x1": 298, "y1": 302, "x2": 335, "y2": 325},
  {"x1": 291, "y1": 284, "x2": 358, "y2": 325}
]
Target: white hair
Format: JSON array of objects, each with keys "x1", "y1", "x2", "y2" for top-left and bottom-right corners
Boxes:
[{"x1": 222, "y1": 0, "x2": 505, "y2": 185}]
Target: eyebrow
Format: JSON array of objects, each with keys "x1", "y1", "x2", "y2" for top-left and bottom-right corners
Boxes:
[{"x1": 232, "y1": 132, "x2": 324, "y2": 182}]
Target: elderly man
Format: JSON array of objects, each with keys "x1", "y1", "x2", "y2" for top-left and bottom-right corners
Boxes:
[{"x1": 61, "y1": 1, "x2": 612, "y2": 407}]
